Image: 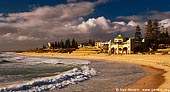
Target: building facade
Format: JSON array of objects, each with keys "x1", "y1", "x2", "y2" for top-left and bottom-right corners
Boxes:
[
  {"x1": 96, "y1": 34, "x2": 143, "y2": 54},
  {"x1": 109, "y1": 35, "x2": 133, "y2": 54}
]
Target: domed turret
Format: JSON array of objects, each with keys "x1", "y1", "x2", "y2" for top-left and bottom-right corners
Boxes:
[{"x1": 114, "y1": 34, "x2": 125, "y2": 43}]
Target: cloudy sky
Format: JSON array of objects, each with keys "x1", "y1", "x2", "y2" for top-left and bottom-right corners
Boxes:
[{"x1": 0, "y1": 0, "x2": 170, "y2": 51}]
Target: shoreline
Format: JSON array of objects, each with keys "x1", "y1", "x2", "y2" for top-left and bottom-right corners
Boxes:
[
  {"x1": 55, "y1": 59, "x2": 148, "y2": 92},
  {"x1": 125, "y1": 65, "x2": 166, "y2": 92},
  {"x1": 17, "y1": 52, "x2": 169, "y2": 92}
]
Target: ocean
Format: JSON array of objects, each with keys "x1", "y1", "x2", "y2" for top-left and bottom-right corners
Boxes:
[{"x1": 0, "y1": 52, "x2": 97, "y2": 92}]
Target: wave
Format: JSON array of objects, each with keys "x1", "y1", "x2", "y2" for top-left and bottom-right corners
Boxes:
[{"x1": 0, "y1": 65, "x2": 98, "y2": 92}]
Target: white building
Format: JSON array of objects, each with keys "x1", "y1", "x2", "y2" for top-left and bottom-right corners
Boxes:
[
  {"x1": 96, "y1": 34, "x2": 143, "y2": 54},
  {"x1": 109, "y1": 34, "x2": 133, "y2": 54},
  {"x1": 95, "y1": 41, "x2": 109, "y2": 48}
]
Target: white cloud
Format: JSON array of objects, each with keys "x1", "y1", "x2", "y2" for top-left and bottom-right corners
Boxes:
[
  {"x1": 113, "y1": 21, "x2": 126, "y2": 25},
  {"x1": 77, "y1": 16, "x2": 111, "y2": 33},
  {"x1": 2, "y1": 33, "x2": 12, "y2": 38},
  {"x1": 159, "y1": 19, "x2": 170, "y2": 28},
  {"x1": 17, "y1": 36, "x2": 39, "y2": 41},
  {"x1": 7, "y1": 2, "x2": 94, "y2": 23},
  {"x1": 1, "y1": 33, "x2": 39, "y2": 41},
  {"x1": 0, "y1": 1, "x2": 95, "y2": 40},
  {"x1": 127, "y1": 20, "x2": 139, "y2": 27}
]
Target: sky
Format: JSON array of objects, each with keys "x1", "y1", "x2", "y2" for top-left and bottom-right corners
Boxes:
[{"x1": 0, "y1": 0, "x2": 170, "y2": 51}]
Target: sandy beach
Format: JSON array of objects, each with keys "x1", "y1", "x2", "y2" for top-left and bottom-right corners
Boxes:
[{"x1": 17, "y1": 52, "x2": 170, "y2": 92}]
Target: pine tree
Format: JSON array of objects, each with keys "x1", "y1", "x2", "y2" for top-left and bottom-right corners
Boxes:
[
  {"x1": 167, "y1": 29, "x2": 170, "y2": 46},
  {"x1": 54, "y1": 41, "x2": 58, "y2": 48},
  {"x1": 165, "y1": 29, "x2": 170, "y2": 46},
  {"x1": 152, "y1": 20, "x2": 159, "y2": 40},
  {"x1": 58, "y1": 41, "x2": 61, "y2": 48},
  {"x1": 135, "y1": 25, "x2": 141, "y2": 41},
  {"x1": 71, "y1": 38, "x2": 76, "y2": 48},
  {"x1": 152, "y1": 20, "x2": 160, "y2": 50},
  {"x1": 145, "y1": 20, "x2": 155, "y2": 51},
  {"x1": 42, "y1": 45, "x2": 46, "y2": 49},
  {"x1": 165, "y1": 29, "x2": 169, "y2": 39},
  {"x1": 75, "y1": 41, "x2": 78, "y2": 48},
  {"x1": 157, "y1": 26, "x2": 170, "y2": 48},
  {"x1": 51, "y1": 42, "x2": 55, "y2": 49},
  {"x1": 145, "y1": 20, "x2": 153, "y2": 40},
  {"x1": 92, "y1": 40, "x2": 95, "y2": 46},
  {"x1": 88, "y1": 39, "x2": 93, "y2": 46},
  {"x1": 60, "y1": 40, "x2": 64, "y2": 48},
  {"x1": 65, "y1": 39, "x2": 71, "y2": 48}
]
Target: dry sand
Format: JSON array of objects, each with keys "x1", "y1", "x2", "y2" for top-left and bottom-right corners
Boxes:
[{"x1": 17, "y1": 52, "x2": 170, "y2": 92}]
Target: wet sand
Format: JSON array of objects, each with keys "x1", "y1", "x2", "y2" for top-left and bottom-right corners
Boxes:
[{"x1": 125, "y1": 66, "x2": 166, "y2": 92}]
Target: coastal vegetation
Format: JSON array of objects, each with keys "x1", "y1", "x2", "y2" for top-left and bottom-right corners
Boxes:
[
  {"x1": 127, "y1": 20, "x2": 170, "y2": 54},
  {"x1": 144, "y1": 20, "x2": 170, "y2": 51},
  {"x1": 30, "y1": 38, "x2": 97, "y2": 53},
  {"x1": 31, "y1": 38, "x2": 79, "y2": 53},
  {"x1": 48, "y1": 38, "x2": 78, "y2": 49}
]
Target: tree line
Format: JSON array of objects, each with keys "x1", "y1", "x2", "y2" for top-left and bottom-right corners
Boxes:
[
  {"x1": 45, "y1": 38, "x2": 78, "y2": 49},
  {"x1": 135, "y1": 20, "x2": 170, "y2": 51},
  {"x1": 80, "y1": 39, "x2": 95, "y2": 47},
  {"x1": 42, "y1": 38, "x2": 96, "y2": 50}
]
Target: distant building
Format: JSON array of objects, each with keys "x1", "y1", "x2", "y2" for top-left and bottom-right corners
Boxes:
[
  {"x1": 95, "y1": 41, "x2": 109, "y2": 48},
  {"x1": 96, "y1": 34, "x2": 144, "y2": 54}
]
